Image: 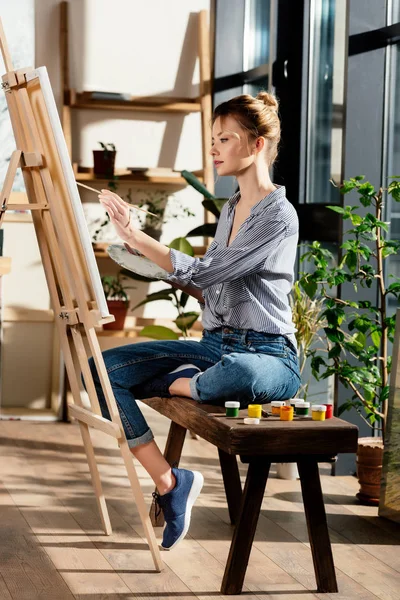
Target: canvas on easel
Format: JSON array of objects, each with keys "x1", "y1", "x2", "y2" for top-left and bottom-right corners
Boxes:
[{"x1": 0, "y1": 19, "x2": 162, "y2": 570}]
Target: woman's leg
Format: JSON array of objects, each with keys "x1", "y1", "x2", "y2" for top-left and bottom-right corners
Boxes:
[
  {"x1": 189, "y1": 352, "x2": 301, "y2": 405},
  {"x1": 87, "y1": 338, "x2": 219, "y2": 549},
  {"x1": 88, "y1": 338, "x2": 218, "y2": 451}
]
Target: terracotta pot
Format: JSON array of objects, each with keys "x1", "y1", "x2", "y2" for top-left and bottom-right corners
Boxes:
[
  {"x1": 104, "y1": 300, "x2": 129, "y2": 330},
  {"x1": 93, "y1": 150, "x2": 116, "y2": 177},
  {"x1": 356, "y1": 437, "x2": 384, "y2": 506}
]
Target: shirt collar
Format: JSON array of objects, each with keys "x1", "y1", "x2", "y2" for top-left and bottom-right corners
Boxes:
[{"x1": 227, "y1": 184, "x2": 286, "y2": 216}]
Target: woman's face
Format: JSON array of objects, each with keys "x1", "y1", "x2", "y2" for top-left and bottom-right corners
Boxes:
[{"x1": 210, "y1": 115, "x2": 257, "y2": 176}]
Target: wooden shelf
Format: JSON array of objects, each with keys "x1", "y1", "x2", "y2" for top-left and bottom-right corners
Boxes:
[
  {"x1": 70, "y1": 91, "x2": 201, "y2": 114},
  {"x1": 75, "y1": 167, "x2": 203, "y2": 190}
]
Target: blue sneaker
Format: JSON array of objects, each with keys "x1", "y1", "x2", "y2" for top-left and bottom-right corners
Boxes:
[
  {"x1": 144, "y1": 364, "x2": 201, "y2": 396},
  {"x1": 153, "y1": 467, "x2": 204, "y2": 550}
]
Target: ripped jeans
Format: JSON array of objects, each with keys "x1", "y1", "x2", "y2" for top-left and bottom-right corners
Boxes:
[{"x1": 88, "y1": 327, "x2": 301, "y2": 448}]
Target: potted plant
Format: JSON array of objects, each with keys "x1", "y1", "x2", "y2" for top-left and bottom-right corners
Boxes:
[
  {"x1": 299, "y1": 175, "x2": 400, "y2": 504},
  {"x1": 93, "y1": 142, "x2": 117, "y2": 178},
  {"x1": 101, "y1": 272, "x2": 131, "y2": 330},
  {"x1": 289, "y1": 281, "x2": 327, "y2": 401}
]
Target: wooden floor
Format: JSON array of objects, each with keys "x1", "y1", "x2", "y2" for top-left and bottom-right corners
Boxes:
[{"x1": 1, "y1": 404, "x2": 400, "y2": 600}]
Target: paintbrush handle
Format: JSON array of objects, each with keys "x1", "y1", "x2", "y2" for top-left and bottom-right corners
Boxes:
[{"x1": 75, "y1": 181, "x2": 160, "y2": 220}]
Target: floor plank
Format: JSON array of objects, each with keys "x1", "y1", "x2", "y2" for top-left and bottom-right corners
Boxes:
[{"x1": 0, "y1": 411, "x2": 399, "y2": 600}]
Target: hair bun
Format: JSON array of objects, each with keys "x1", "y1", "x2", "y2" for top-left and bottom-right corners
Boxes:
[{"x1": 256, "y1": 91, "x2": 279, "y2": 112}]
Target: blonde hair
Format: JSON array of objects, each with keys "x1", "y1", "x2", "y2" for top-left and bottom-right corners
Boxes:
[{"x1": 212, "y1": 91, "x2": 281, "y2": 166}]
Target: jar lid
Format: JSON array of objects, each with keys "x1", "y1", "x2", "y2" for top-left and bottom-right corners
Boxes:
[
  {"x1": 312, "y1": 404, "x2": 327, "y2": 412},
  {"x1": 296, "y1": 401, "x2": 310, "y2": 407},
  {"x1": 244, "y1": 417, "x2": 260, "y2": 425},
  {"x1": 225, "y1": 401, "x2": 240, "y2": 408},
  {"x1": 271, "y1": 401, "x2": 286, "y2": 407}
]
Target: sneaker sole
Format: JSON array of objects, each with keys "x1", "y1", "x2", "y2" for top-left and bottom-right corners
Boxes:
[{"x1": 161, "y1": 470, "x2": 204, "y2": 550}]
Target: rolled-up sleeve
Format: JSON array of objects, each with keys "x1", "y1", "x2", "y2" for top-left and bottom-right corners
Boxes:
[{"x1": 166, "y1": 220, "x2": 287, "y2": 289}]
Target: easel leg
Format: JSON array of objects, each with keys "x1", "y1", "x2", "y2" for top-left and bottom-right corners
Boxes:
[
  {"x1": 221, "y1": 460, "x2": 270, "y2": 595},
  {"x1": 297, "y1": 459, "x2": 338, "y2": 593},
  {"x1": 78, "y1": 422, "x2": 112, "y2": 535},
  {"x1": 150, "y1": 421, "x2": 187, "y2": 527},
  {"x1": 119, "y1": 440, "x2": 163, "y2": 572},
  {"x1": 218, "y1": 449, "x2": 242, "y2": 525}
]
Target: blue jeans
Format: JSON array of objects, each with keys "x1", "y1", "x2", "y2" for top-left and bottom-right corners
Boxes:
[{"x1": 88, "y1": 327, "x2": 301, "y2": 448}]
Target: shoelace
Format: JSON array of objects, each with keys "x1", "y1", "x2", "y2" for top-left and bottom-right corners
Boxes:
[
  {"x1": 152, "y1": 464, "x2": 179, "y2": 519},
  {"x1": 152, "y1": 491, "x2": 162, "y2": 518}
]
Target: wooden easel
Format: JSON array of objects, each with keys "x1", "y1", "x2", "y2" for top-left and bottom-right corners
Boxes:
[{"x1": 0, "y1": 20, "x2": 162, "y2": 571}]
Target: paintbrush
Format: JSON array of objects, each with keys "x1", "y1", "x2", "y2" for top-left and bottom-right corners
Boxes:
[{"x1": 75, "y1": 181, "x2": 160, "y2": 220}]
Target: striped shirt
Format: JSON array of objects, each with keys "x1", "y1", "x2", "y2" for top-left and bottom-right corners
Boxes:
[{"x1": 168, "y1": 185, "x2": 299, "y2": 348}]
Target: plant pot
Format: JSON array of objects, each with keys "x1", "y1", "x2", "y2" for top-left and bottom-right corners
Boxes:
[
  {"x1": 276, "y1": 463, "x2": 299, "y2": 480},
  {"x1": 93, "y1": 150, "x2": 116, "y2": 178},
  {"x1": 356, "y1": 437, "x2": 384, "y2": 506},
  {"x1": 104, "y1": 300, "x2": 129, "y2": 330}
]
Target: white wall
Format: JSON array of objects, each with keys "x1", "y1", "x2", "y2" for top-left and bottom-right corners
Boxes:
[{"x1": 36, "y1": 0, "x2": 210, "y2": 320}]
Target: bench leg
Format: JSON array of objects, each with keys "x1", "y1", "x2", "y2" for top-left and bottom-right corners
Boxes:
[
  {"x1": 149, "y1": 421, "x2": 187, "y2": 527},
  {"x1": 218, "y1": 449, "x2": 242, "y2": 525},
  {"x1": 297, "y1": 459, "x2": 338, "y2": 593},
  {"x1": 221, "y1": 460, "x2": 270, "y2": 595}
]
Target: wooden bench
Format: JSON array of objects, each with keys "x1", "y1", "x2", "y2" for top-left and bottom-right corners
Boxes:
[{"x1": 141, "y1": 396, "x2": 358, "y2": 595}]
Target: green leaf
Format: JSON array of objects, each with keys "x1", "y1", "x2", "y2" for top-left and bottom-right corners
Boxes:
[
  {"x1": 358, "y1": 182, "x2": 375, "y2": 196},
  {"x1": 345, "y1": 251, "x2": 357, "y2": 272},
  {"x1": 169, "y1": 237, "x2": 194, "y2": 256},
  {"x1": 350, "y1": 213, "x2": 363, "y2": 226},
  {"x1": 300, "y1": 278, "x2": 317, "y2": 299},
  {"x1": 181, "y1": 170, "x2": 215, "y2": 199},
  {"x1": 139, "y1": 325, "x2": 179, "y2": 340},
  {"x1": 371, "y1": 330, "x2": 381, "y2": 348},
  {"x1": 180, "y1": 292, "x2": 189, "y2": 309},
  {"x1": 341, "y1": 181, "x2": 357, "y2": 194},
  {"x1": 174, "y1": 311, "x2": 200, "y2": 332},
  {"x1": 328, "y1": 206, "x2": 347, "y2": 215},
  {"x1": 324, "y1": 328, "x2": 345, "y2": 343},
  {"x1": 354, "y1": 175, "x2": 365, "y2": 181},
  {"x1": 328, "y1": 344, "x2": 342, "y2": 359},
  {"x1": 338, "y1": 400, "x2": 355, "y2": 415},
  {"x1": 132, "y1": 289, "x2": 174, "y2": 310},
  {"x1": 202, "y1": 198, "x2": 227, "y2": 217},
  {"x1": 186, "y1": 223, "x2": 218, "y2": 238}
]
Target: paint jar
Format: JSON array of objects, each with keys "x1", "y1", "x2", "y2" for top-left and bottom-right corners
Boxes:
[
  {"x1": 248, "y1": 404, "x2": 262, "y2": 419},
  {"x1": 280, "y1": 405, "x2": 294, "y2": 421},
  {"x1": 290, "y1": 398, "x2": 303, "y2": 409},
  {"x1": 271, "y1": 401, "x2": 286, "y2": 415},
  {"x1": 295, "y1": 401, "x2": 310, "y2": 417},
  {"x1": 311, "y1": 404, "x2": 327, "y2": 421},
  {"x1": 244, "y1": 417, "x2": 260, "y2": 425},
  {"x1": 225, "y1": 401, "x2": 240, "y2": 417},
  {"x1": 323, "y1": 403, "x2": 333, "y2": 419}
]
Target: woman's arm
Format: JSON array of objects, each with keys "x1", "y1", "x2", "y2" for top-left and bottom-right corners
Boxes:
[
  {"x1": 98, "y1": 189, "x2": 174, "y2": 271},
  {"x1": 97, "y1": 190, "x2": 203, "y2": 302}
]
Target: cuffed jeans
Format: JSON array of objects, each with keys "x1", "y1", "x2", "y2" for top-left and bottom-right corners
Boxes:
[{"x1": 88, "y1": 327, "x2": 301, "y2": 448}]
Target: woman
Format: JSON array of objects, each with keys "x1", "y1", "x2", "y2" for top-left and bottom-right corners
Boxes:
[{"x1": 89, "y1": 91, "x2": 301, "y2": 550}]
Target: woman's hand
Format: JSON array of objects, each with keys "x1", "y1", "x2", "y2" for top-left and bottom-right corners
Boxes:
[{"x1": 98, "y1": 189, "x2": 136, "y2": 244}]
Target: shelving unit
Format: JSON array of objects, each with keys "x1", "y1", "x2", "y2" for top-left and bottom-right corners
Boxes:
[{"x1": 59, "y1": 1, "x2": 214, "y2": 195}]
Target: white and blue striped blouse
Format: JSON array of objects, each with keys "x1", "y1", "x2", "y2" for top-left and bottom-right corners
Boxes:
[{"x1": 168, "y1": 185, "x2": 298, "y2": 348}]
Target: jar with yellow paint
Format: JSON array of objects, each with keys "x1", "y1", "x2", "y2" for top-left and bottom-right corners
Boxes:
[
  {"x1": 248, "y1": 404, "x2": 262, "y2": 419},
  {"x1": 311, "y1": 404, "x2": 327, "y2": 421}
]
